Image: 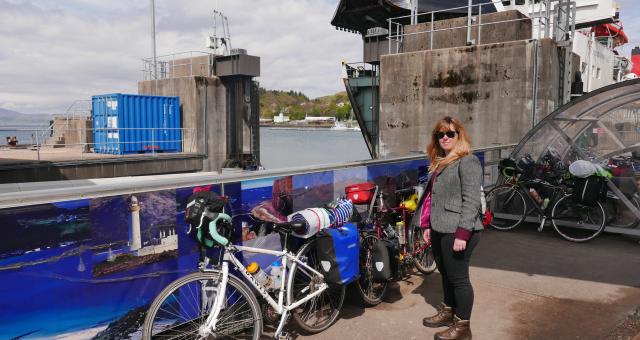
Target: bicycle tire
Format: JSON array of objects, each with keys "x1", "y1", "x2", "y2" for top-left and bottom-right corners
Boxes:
[
  {"x1": 551, "y1": 195, "x2": 606, "y2": 242},
  {"x1": 288, "y1": 239, "x2": 346, "y2": 334},
  {"x1": 411, "y1": 226, "x2": 436, "y2": 274},
  {"x1": 607, "y1": 196, "x2": 640, "y2": 228},
  {"x1": 142, "y1": 271, "x2": 262, "y2": 340},
  {"x1": 485, "y1": 184, "x2": 527, "y2": 231},
  {"x1": 354, "y1": 233, "x2": 389, "y2": 306}
]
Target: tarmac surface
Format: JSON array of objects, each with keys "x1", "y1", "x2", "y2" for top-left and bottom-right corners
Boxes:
[{"x1": 280, "y1": 225, "x2": 640, "y2": 339}]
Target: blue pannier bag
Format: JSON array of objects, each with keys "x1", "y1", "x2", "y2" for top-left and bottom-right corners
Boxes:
[{"x1": 316, "y1": 222, "x2": 360, "y2": 285}]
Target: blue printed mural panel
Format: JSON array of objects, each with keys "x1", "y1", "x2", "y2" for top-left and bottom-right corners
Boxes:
[
  {"x1": 333, "y1": 166, "x2": 368, "y2": 199},
  {"x1": 333, "y1": 166, "x2": 369, "y2": 216},
  {"x1": 367, "y1": 159, "x2": 428, "y2": 207},
  {"x1": 87, "y1": 190, "x2": 181, "y2": 339},
  {"x1": 90, "y1": 190, "x2": 179, "y2": 279},
  {"x1": 292, "y1": 171, "x2": 334, "y2": 212},
  {"x1": 0, "y1": 199, "x2": 94, "y2": 339},
  {"x1": 0, "y1": 159, "x2": 427, "y2": 338}
]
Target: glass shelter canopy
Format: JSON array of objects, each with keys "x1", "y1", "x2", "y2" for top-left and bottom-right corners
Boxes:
[{"x1": 510, "y1": 79, "x2": 640, "y2": 236}]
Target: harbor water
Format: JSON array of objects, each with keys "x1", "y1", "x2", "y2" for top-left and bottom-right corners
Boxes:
[
  {"x1": 259, "y1": 127, "x2": 371, "y2": 169},
  {"x1": 3, "y1": 122, "x2": 372, "y2": 169}
]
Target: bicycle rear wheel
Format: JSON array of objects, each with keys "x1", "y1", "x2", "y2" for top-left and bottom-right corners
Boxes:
[
  {"x1": 354, "y1": 232, "x2": 389, "y2": 306},
  {"x1": 485, "y1": 184, "x2": 527, "y2": 231},
  {"x1": 142, "y1": 271, "x2": 262, "y2": 340},
  {"x1": 551, "y1": 195, "x2": 606, "y2": 242},
  {"x1": 607, "y1": 196, "x2": 640, "y2": 228},
  {"x1": 288, "y1": 239, "x2": 346, "y2": 334},
  {"x1": 411, "y1": 226, "x2": 436, "y2": 274}
]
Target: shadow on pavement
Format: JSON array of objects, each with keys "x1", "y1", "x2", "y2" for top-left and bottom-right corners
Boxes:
[{"x1": 472, "y1": 224, "x2": 640, "y2": 287}]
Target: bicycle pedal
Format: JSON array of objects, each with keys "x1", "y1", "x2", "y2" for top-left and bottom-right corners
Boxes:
[{"x1": 277, "y1": 331, "x2": 291, "y2": 340}]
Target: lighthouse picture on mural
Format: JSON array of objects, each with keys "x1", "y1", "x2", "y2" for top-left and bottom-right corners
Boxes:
[{"x1": 90, "y1": 191, "x2": 179, "y2": 278}]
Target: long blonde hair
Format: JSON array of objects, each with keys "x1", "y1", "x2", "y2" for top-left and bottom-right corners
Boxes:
[{"x1": 427, "y1": 116, "x2": 471, "y2": 172}]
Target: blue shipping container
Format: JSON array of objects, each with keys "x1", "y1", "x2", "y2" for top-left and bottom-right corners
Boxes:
[{"x1": 92, "y1": 94, "x2": 182, "y2": 154}]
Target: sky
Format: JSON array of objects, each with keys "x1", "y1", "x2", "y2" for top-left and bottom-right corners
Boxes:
[
  {"x1": 0, "y1": 0, "x2": 639, "y2": 115},
  {"x1": 0, "y1": 0, "x2": 362, "y2": 114}
]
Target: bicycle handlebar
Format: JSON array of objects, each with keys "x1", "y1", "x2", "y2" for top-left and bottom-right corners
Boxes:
[{"x1": 208, "y1": 213, "x2": 232, "y2": 246}]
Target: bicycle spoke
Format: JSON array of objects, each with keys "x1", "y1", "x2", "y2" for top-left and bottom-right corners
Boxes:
[{"x1": 552, "y1": 196, "x2": 605, "y2": 242}]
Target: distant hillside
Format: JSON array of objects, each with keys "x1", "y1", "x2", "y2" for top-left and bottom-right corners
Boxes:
[
  {"x1": 259, "y1": 88, "x2": 352, "y2": 121},
  {"x1": 0, "y1": 108, "x2": 53, "y2": 126}
]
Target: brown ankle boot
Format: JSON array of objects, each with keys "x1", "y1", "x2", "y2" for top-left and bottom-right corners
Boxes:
[
  {"x1": 422, "y1": 303, "x2": 453, "y2": 328},
  {"x1": 434, "y1": 315, "x2": 471, "y2": 340}
]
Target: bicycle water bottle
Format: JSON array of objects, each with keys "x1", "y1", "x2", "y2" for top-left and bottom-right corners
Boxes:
[
  {"x1": 246, "y1": 262, "x2": 272, "y2": 288},
  {"x1": 395, "y1": 221, "x2": 406, "y2": 245},
  {"x1": 269, "y1": 260, "x2": 282, "y2": 291},
  {"x1": 529, "y1": 188, "x2": 543, "y2": 204}
]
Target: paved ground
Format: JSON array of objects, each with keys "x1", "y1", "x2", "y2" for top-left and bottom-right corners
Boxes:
[
  {"x1": 276, "y1": 225, "x2": 640, "y2": 339},
  {"x1": 0, "y1": 146, "x2": 197, "y2": 165}
]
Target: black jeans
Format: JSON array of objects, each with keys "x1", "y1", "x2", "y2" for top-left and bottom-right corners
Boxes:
[{"x1": 431, "y1": 230, "x2": 481, "y2": 320}]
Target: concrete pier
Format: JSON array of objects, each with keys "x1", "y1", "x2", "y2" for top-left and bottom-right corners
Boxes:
[
  {"x1": 372, "y1": 10, "x2": 564, "y2": 158},
  {"x1": 379, "y1": 38, "x2": 560, "y2": 157},
  {"x1": 139, "y1": 76, "x2": 227, "y2": 171}
]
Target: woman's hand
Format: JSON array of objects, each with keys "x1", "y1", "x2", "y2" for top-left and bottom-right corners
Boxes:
[
  {"x1": 422, "y1": 228, "x2": 431, "y2": 244},
  {"x1": 453, "y1": 238, "x2": 467, "y2": 252}
]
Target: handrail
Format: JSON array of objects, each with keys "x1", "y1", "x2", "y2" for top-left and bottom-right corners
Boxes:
[
  {"x1": 0, "y1": 143, "x2": 517, "y2": 209},
  {"x1": 142, "y1": 51, "x2": 215, "y2": 81},
  {"x1": 386, "y1": 0, "x2": 575, "y2": 53}
]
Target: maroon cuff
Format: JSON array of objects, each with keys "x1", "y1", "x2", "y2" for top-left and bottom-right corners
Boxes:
[
  {"x1": 420, "y1": 225, "x2": 431, "y2": 229},
  {"x1": 454, "y1": 227, "x2": 472, "y2": 241}
]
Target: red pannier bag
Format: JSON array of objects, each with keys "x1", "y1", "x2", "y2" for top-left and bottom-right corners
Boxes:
[{"x1": 345, "y1": 182, "x2": 375, "y2": 204}]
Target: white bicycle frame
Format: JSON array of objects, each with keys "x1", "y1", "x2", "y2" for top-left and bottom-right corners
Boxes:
[{"x1": 200, "y1": 243, "x2": 328, "y2": 338}]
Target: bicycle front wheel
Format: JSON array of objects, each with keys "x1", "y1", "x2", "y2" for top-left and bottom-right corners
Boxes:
[
  {"x1": 142, "y1": 271, "x2": 262, "y2": 340},
  {"x1": 485, "y1": 184, "x2": 527, "y2": 231},
  {"x1": 607, "y1": 196, "x2": 640, "y2": 228},
  {"x1": 551, "y1": 195, "x2": 606, "y2": 242},
  {"x1": 354, "y1": 232, "x2": 389, "y2": 306},
  {"x1": 411, "y1": 226, "x2": 436, "y2": 274},
  {"x1": 288, "y1": 238, "x2": 346, "y2": 334}
]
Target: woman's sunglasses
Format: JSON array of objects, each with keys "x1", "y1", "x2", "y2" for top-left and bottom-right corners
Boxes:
[{"x1": 436, "y1": 131, "x2": 457, "y2": 139}]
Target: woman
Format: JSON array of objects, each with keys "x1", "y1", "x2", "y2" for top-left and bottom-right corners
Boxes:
[{"x1": 420, "y1": 116, "x2": 483, "y2": 340}]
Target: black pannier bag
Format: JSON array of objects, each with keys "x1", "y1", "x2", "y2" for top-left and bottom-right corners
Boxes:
[
  {"x1": 371, "y1": 239, "x2": 391, "y2": 282},
  {"x1": 572, "y1": 176, "x2": 607, "y2": 205},
  {"x1": 383, "y1": 237, "x2": 402, "y2": 280},
  {"x1": 517, "y1": 155, "x2": 537, "y2": 179},
  {"x1": 185, "y1": 191, "x2": 228, "y2": 247}
]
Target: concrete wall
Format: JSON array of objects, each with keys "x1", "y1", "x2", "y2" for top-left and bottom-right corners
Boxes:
[
  {"x1": 46, "y1": 116, "x2": 92, "y2": 147},
  {"x1": 138, "y1": 76, "x2": 226, "y2": 171},
  {"x1": 378, "y1": 38, "x2": 560, "y2": 157},
  {"x1": 403, "y1": 10, "x2": 532, "y2": 52}
]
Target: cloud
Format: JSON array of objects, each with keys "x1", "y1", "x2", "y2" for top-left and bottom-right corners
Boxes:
[{"x1": 0, "y1": 0, "x2": 361, "y2": 114}]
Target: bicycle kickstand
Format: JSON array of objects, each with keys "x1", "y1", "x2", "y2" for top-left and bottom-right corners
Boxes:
[{"x1": 538, "y1": 216, "x2": 546, "y2": 232}]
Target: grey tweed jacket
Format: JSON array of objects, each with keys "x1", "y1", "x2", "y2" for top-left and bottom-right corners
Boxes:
[{"x1": 413, "y1": 154, "x2": 484, "y2": 234}]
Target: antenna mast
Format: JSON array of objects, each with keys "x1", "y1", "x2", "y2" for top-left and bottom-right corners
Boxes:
[{"x1": 207, "y1": 10, "x2": 232, "y2": 55}]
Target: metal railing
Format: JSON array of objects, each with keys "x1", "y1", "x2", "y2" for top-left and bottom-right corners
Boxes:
[
  {"x1": 0, "y1": 142, "x2": 518, "y2": 208},
  {"x1": 477, "y1": 143, "x2": 518, "y2": 188},
  {"x1": 387, "y1": 0, "x2": 576, "y2": 54},
  {"x1": 142, "y1": 51, "x2": 215, "y2": 80},
  {"x1": 0, "y1": 127, "x2": 197, "y2": 162},
  {"x1": 343, "y1": 62, "x2": 379, "y2": 79}
]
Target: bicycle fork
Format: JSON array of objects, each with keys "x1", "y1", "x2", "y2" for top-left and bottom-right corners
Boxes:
[{"x1": 200, "y1": 261, "x2": 229, "y2": 337}]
